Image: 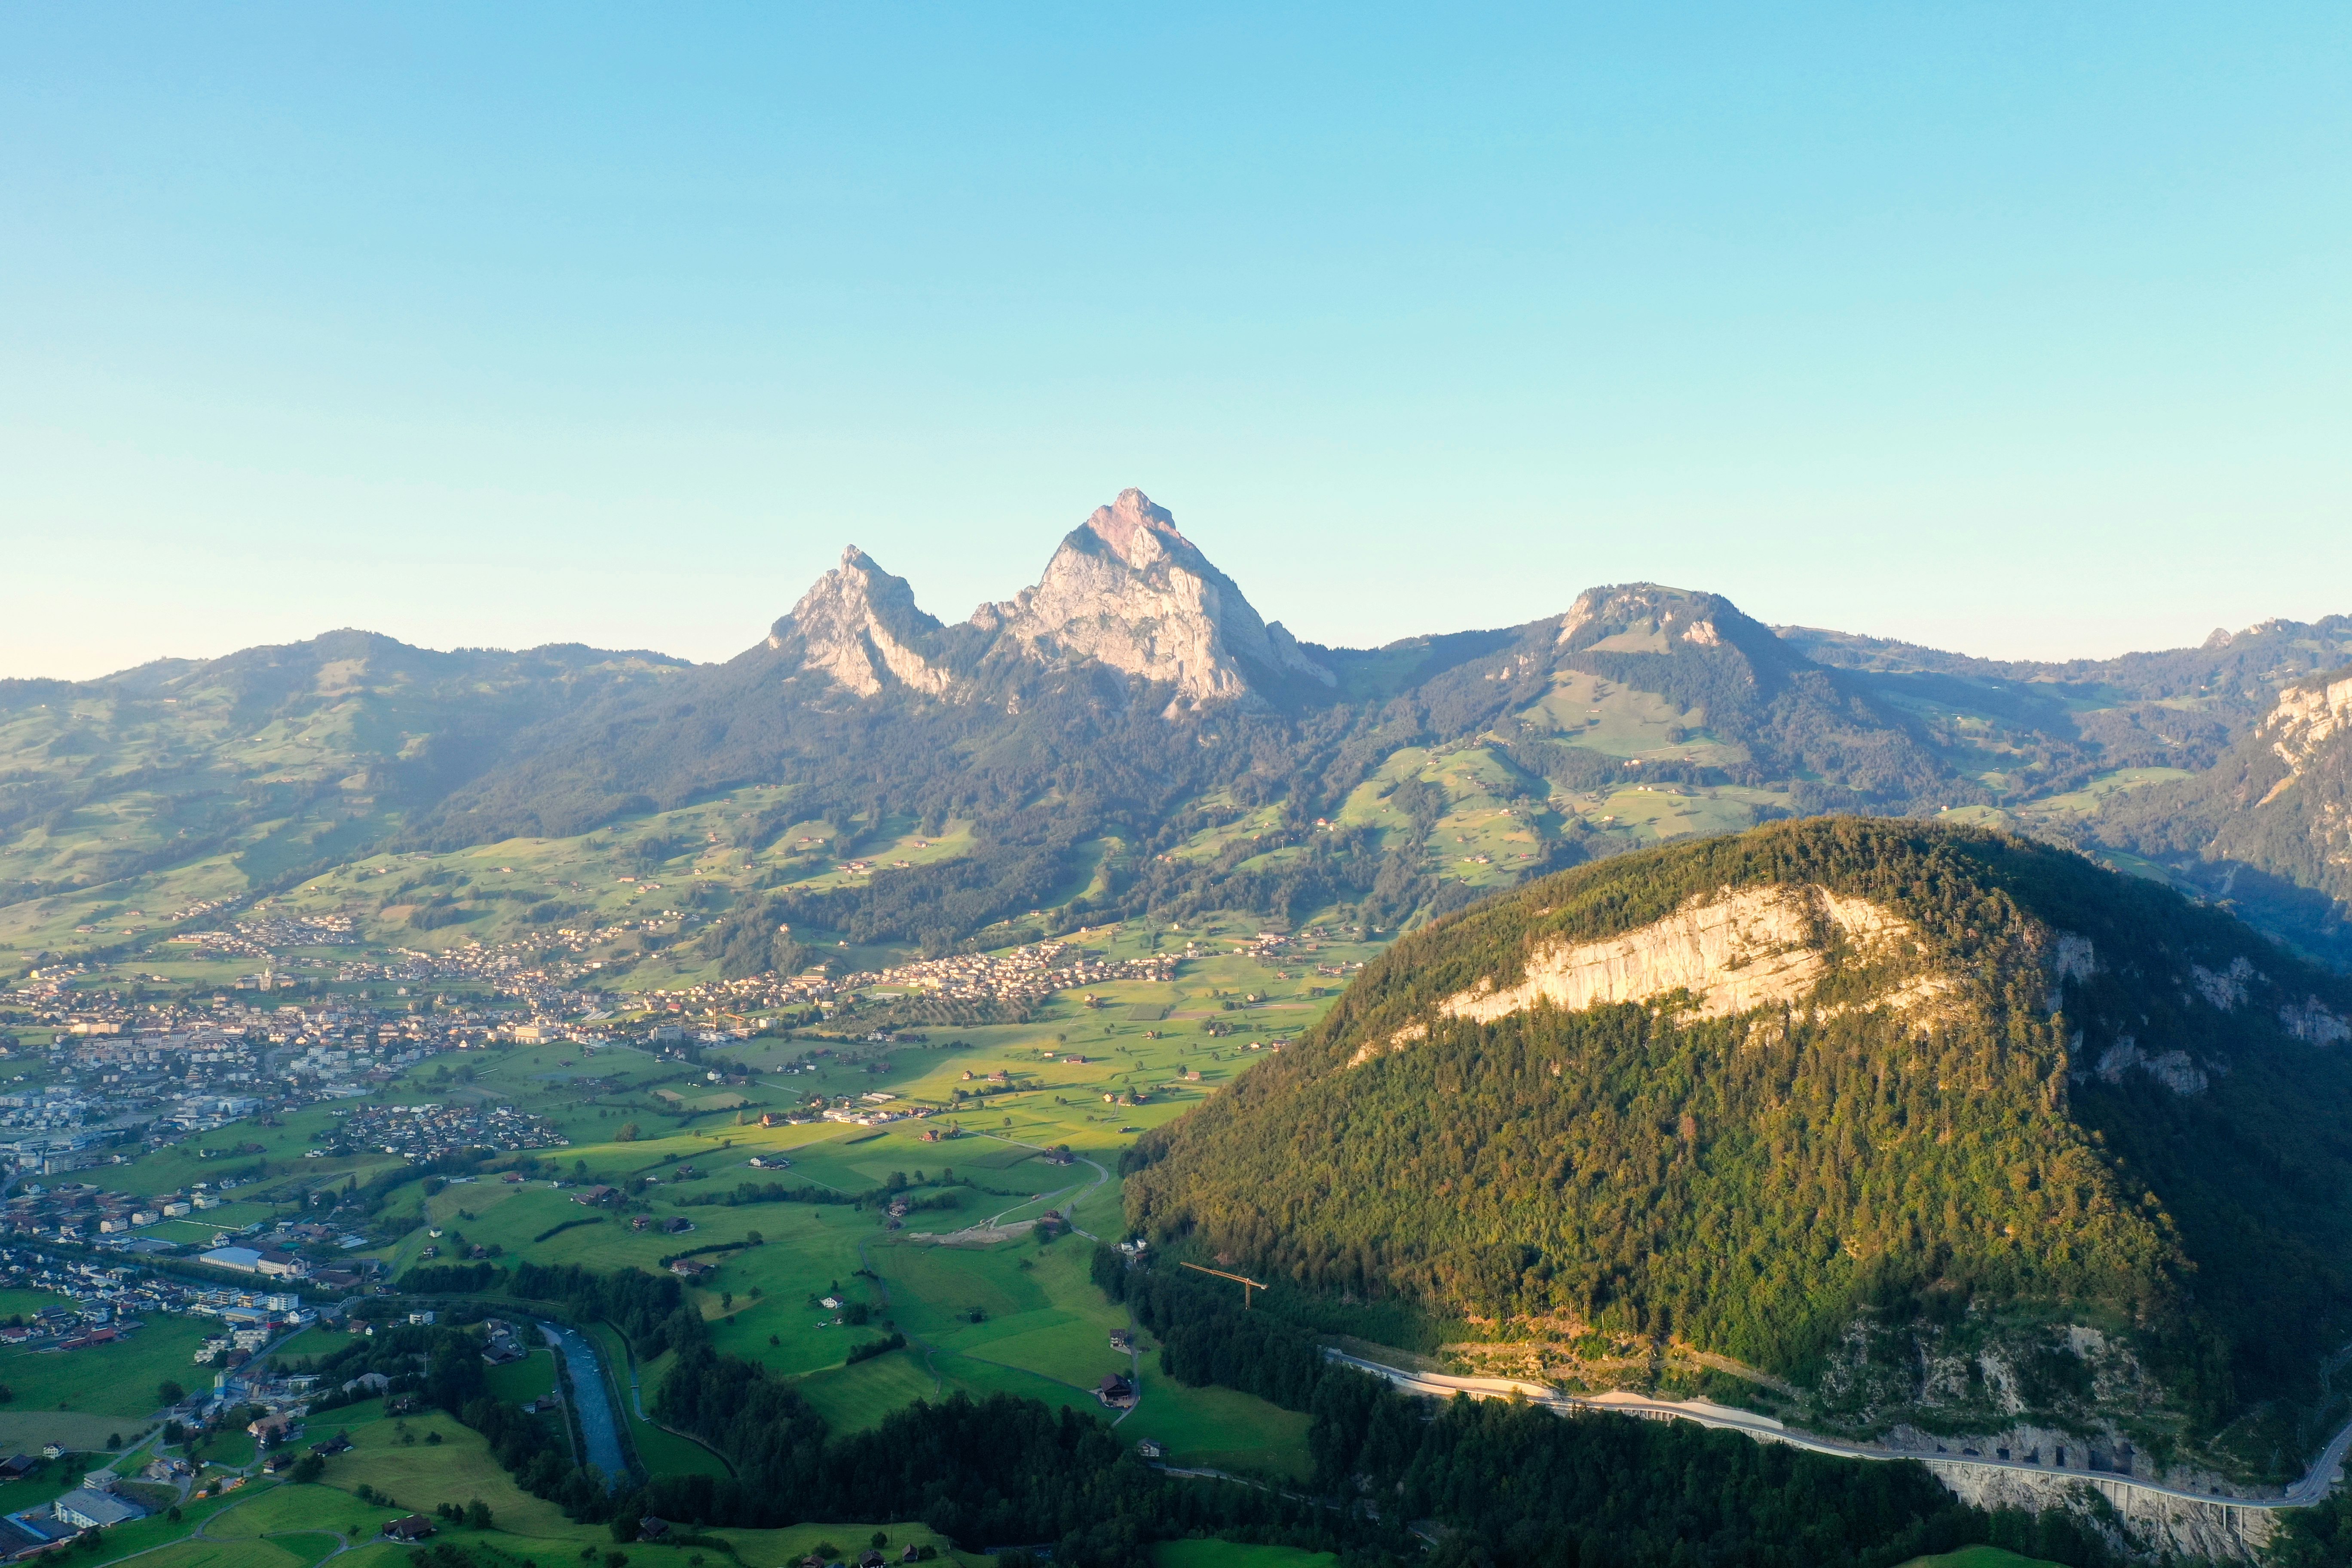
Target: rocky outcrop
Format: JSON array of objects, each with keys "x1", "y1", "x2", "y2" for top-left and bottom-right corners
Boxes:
[
  {"x1": 1554, "y1": 584, "x2": 1750, "y2": 656},
  {"x1": 1930, "y1": 1465, "x2": 2274, "y2": 1561},
  {"x1": 2280, "y1": 997, "x2": 2352, "y2": 1045},
  {"x1": 2266, "y1": 668, "x2": 2352, "y2": 772},
  {"x1": 768, "y1": 547, "x2": 954, "y2": 698},
  {"x1": 970, "y1": 489, "x2": 1332, "y2": 709},
  {"x1": 2094, "y1": 1035, "x2": 2210, "y2": 1096},
  {"x1": 1351, "y1": 884, "x2": 1931, "y2": 1066}
]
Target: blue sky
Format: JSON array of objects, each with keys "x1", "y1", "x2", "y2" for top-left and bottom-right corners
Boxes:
[{"x1": 5, "y1": 4, "x2": 2348, "y2": 678}]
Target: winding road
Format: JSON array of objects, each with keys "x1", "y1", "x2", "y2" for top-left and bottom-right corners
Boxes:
[{"x1": 1326, "y1": 1351, "x2": 2352, "y2": 1513}]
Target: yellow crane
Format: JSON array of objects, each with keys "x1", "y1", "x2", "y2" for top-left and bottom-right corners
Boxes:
[{"x1": 1180, "y1": 1261, "x2": 1268, "y2": 1309}]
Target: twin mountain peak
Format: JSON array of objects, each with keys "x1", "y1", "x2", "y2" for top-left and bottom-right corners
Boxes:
[{"x1": 765, "y1": 487, "x2": 1728, "y2": 710}]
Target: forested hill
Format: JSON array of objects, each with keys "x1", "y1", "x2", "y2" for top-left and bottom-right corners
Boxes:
[{"x1": 1123, "y1": 818, "x2": 2352, "y2": 1477}]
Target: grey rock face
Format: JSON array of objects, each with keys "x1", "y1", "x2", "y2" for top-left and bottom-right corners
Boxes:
[
  {"x1": 973, "y1": 488, "x2": 1332, "y2": 708},
  {"x1": 768, "y1": 546, "x2": 953, "y2": 698},
  {"x1": 771, "y1": 489, "x2": 1332, "y2": 709}
]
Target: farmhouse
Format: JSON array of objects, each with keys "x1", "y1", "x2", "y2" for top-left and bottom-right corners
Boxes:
[{"x1": 247, "y1": 1413, "x2": 302, "y2": 1445}]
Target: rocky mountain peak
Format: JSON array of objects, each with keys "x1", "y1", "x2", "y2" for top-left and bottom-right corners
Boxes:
[
  {"x1": 1080, "y1": 487, "x2": 1195, "y2": 571},
  {"x1": 768, "y1": 545, "x2": 952, "y2": 698},
  {"x1": 1555, "y1": 584, "x2": 1753, "y2": 657}
]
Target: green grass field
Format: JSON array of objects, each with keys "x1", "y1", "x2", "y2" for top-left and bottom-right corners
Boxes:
[
  {"x1": 1154, "y1": 1543, "x2": 1336, "y2": 1568},
  {"x1": 790, "y1": 1348, "x2": 941, "y2": 1433},
  {"x1": 1121, "y1": 1362, "x2": 1313, "y2": 1482},
  {"x1": 0, "y1": 1287, "x2": 79, "y2": 1321},
  {"x1": 0, "y1": 1314, "x2": 212, "y2": 1421},
  {"x1": 103, "y1": 1539, "x2": 314, "y2": 1568},
  {"x1": 177, "y1": 1460, "x2": 971, "y2": 1568},
  {"x1": 484, "y1": 1346, "x2": 558, "y2": 1407},
  {"x1": 1895, "y1": 1549, "x2": 2063, "y2": 1568}
]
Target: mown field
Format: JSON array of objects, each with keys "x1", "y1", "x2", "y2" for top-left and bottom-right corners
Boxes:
[
  {"x1": 1153, "y1": 1543, "x2": 1336, "y2": 1568},
  {"x1": 120, "y1": 1392, "x2": 983, "y2": 1568},
  {"x1": 0, "y1": 1313, "x2": 212, "y2": 1424}
]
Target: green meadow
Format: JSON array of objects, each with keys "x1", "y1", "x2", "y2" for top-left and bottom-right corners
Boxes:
[
  {"x1": 0, "y1": 1314, "x2": 212, "y2": 1422},
  {"x1": 1153, "y1": 1543, "x2": 1336, "y2": 1568},
  {"x1": 149, "y1": 1393, "x2": 977, "y2": 1568}
]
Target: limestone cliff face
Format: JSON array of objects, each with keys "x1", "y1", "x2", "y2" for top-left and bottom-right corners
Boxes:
[
  {"x1": 2211, "y1": 665, "x2": 2352, "y2": 900},
  {"x1": 971, "y1": 489, "x2": 1332, "y2": 709},
  {"x1": 2262, "y1": 667, "x2": 2352, "y2": 780},
  {"x1": 767, "y1": 547, "x2": 953, "y2": 698},
  {"x1": 1555, "y1": 584, "x2": 1744, "y2": 655},
  {"x1": 1350, "y1": 883, "x2": 1937, "y2": 1066}
]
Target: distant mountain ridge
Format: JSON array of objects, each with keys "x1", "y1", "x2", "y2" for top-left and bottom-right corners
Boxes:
[{"x1": 2, "y1": 487, "x2": 2348, "y2": 969}]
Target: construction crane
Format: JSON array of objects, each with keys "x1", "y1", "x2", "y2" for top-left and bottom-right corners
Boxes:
[{"x1": 1180, "y1": 1261, "x2": 1268, "y2": 1309}]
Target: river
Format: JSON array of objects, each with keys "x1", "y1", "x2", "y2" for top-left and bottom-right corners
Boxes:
[{"x1": 540, "y1": 1320, "x2": 629, "y2": 1487}]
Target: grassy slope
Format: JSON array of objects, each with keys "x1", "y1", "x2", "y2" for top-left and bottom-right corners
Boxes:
[
  {"x1": 0, "y1": 1314, "x2": 213, "y2": 1421},
  {"x1": 1894, "y1": 1550, "x2": 2063, "y2": 1568},
  {"x1": 1153, "y1": 1544, "x2": 1335, "y2": 1568}
]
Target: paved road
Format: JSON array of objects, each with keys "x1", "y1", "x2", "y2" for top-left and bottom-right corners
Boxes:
[
  {"x1": 916, "y1": 1134, "x2": 1112, "y2": 1244},
  {"x1": 1326, "y1": 1351, "x2": 2352, "y2": 1513}
]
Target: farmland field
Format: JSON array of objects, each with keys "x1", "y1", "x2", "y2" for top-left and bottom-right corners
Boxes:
[
  {"x1": 0, "y1": 1314, "x2": 214, "y2": 1421},
  {"x1": 0, "y1": 911, "x2": 1374, "y2": 1557},
  {"x1": 1155, "y1": 1543, "x2": 1337, "y2": 1568}
]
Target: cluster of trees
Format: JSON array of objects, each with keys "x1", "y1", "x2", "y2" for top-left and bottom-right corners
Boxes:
[
  {"x1": 289, "y1": 1320, "x2": 490, "y2": 1419},
  {"x1": 2273, "y1": 1490, "x2": 2352, "y2": 1567},
  {"x1": 674, "y1": 1179, "x2": 863, "y2": 1210},
  {"x1": 1091, "y1": 1246, "x2": 1337, "y2": 1411},
  {"x1": 509, "y1": 1261, "x2": 701, "y2": 1359},
  {"x1": 1126, "y1": 818, "x2": 2352, "y2": 1431},
  {"x1": 398, "y1": 1261, "x2": 505, "y2": 1294}
]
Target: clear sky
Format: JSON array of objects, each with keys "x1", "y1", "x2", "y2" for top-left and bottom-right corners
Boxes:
[{"x1": 6, "y1": 4, "x2": 2348, "y2": 679}]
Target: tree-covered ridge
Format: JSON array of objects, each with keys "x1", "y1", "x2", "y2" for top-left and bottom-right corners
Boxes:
[{"x1": 1124, "y1": 818, "x2": 2352, "y2": 1447}]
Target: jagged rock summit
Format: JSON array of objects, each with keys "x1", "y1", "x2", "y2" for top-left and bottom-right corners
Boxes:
[
  {"x1": 770, "y1": 488, "x2": 1331, "y2": 709},
  {"x1": 766, "y1": 545, "x2": 954, "y2": 698},
  {"x1": 972, "y1": 487, "x2": 1332, "y2": 708}
]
